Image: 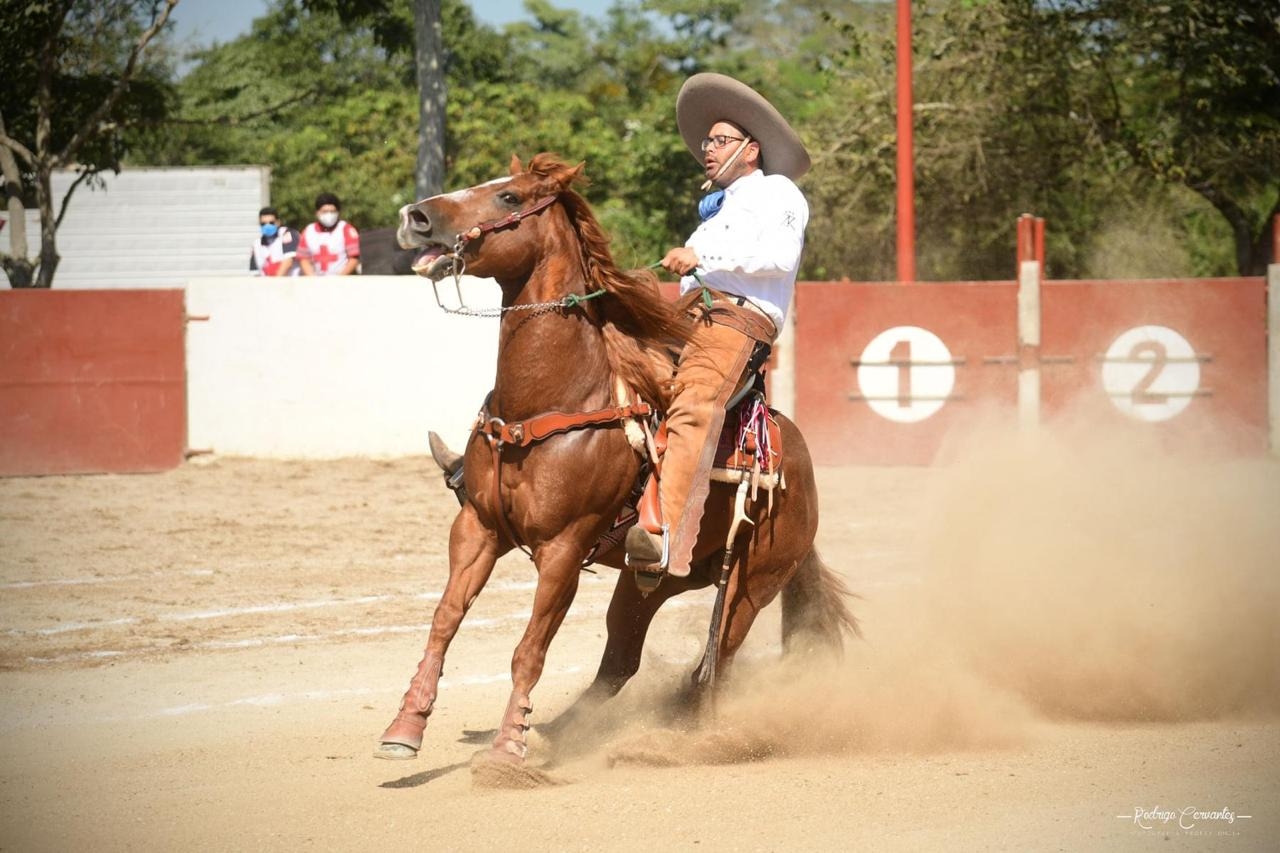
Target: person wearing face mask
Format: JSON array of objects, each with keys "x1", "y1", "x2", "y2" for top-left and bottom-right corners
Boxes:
[
  {"x1": 298, "y1": 192, "x2": 361, "y2": 276},
  {"x1": 249, "y1": 206, "x2": 301, "y2": 277}
]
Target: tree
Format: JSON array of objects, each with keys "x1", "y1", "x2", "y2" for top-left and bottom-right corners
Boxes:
[
  {"x1": 0, "y1": 0, "x2": 178, "y2": 288},
  {"x1": 1044, "y1": 0, "x2": 1280, "y2": 274},
  {"x1": 413, "y1": 0, "x2": 445, "y2": 199},
  {"x1": 799, "y1": 0, "x2": 1278, "y2": 280},
  {"x1": 299, "y1": 0, "x2": 447, "y2": 199}
]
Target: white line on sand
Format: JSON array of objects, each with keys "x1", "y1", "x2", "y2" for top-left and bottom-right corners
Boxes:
[
  {"x1": 149, "y1": 667, "x2": 583, "y2": 719},
  {"x1": 0, "y1": 569, "x2": 215, "y2": 590}
]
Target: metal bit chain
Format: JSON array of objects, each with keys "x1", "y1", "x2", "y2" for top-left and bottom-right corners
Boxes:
[{"x1": 430, "y1": 249, "x2": 607, "y2": 318}]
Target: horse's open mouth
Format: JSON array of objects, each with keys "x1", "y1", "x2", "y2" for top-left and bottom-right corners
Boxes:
[{"x1": 410, "y1": 244, "x2": 457, "y2": 280}]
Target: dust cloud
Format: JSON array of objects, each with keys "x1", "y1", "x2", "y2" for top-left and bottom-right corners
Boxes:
[{"x1": 554, "y1": 421, "x2": 1280, "y2": 771}]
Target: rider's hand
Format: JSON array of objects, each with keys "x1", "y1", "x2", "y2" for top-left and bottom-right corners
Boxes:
[{"x1": 660, "y1": 247, "x2": 700, "y2": 276}]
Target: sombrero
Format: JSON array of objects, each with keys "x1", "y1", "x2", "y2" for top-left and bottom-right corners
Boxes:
[{"x1": 675, "y1": 73, "x2": 811, "y2": 180}]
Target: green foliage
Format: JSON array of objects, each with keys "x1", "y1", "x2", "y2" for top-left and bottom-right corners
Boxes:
[
  {"x1": 1, "y1": 0, "x2": 178, "y2": 286},
  {"x1": 125, "y1": 0, "x2": 1279, "y2": 279},
  {"x1": 1, "y1": 0, "x2": 176, "y2": 198}
]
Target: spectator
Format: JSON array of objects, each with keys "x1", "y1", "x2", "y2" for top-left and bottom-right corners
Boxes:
[
  {"x1": 249, "y1": 206, "x2": 301, "y2": 277},
  {"x1": 298, "y1": 192, "x2": 360, "y2": 275}
]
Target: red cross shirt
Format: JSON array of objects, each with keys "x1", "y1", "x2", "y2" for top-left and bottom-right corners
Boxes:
[
  {"x1": 299, "y1": 220, "x2": 361, "y2": 275},
  {"x1": 250, "y1": 226, "x2": 301, "y2": 276}
]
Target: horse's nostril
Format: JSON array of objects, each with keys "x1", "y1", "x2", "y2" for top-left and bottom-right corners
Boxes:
[{"x1": 407, "y1": 207, "x2": 431, "y2": 233}]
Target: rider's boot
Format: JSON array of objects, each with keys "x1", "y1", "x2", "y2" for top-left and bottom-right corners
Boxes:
[{"x1": 428, "y1": 431, "x2": 467, "y2": 507}]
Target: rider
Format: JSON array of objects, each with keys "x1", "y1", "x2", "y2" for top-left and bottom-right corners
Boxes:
[
  {"x1": 623, "y1": 72, "x2": 811, "y2": 578},
  {"x1": 428, "y1": 73, "x2": 810, "y2": 579}
]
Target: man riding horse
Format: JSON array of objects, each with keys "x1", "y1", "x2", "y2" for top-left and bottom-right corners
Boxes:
[
  {"x1": 624, "y1": 72, "x2": 811, "y2": 579},
  {"x1": 432, "y1": 73, "x2": 812, "y2": 580},
  {"x1": 377, "y1": 74, "x2": 848, "y2": 765}
]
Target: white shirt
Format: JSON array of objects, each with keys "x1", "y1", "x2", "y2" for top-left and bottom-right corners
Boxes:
[{"x1": 680, "y1": 169, "x2": 809, "y2": 331}]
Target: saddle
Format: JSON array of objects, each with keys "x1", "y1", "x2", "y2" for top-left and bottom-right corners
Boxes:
[
  {"x1": 436, "y1": 334, "x2": 783, "y2": 569},
  {"x1": 632, "y1": 392, "x2": 785, "y2": 539}
]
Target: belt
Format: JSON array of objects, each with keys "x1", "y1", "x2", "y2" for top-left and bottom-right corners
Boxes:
[{"x1": 718, "y1": 292, "x2": 772, "y2": 320}]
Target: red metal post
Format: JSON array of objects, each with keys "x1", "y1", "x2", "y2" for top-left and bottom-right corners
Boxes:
[
  {"x1": 1034, "y1": 216, "x2": 1046, "y2": 268},
  {"x1": 895, "y1": 0, "x2": 916, "y2": 283}
]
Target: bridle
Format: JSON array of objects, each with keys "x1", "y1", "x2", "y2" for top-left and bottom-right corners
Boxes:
[
  {"x1": 428, "y1": 193, "x2": 559, "y2": 283},
  {"x1": 426, "y1": 193, "x2": 577, "y2": 318}
]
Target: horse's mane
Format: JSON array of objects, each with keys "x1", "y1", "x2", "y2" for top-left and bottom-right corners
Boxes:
[{"x1": 525, "y1": 153, "x2": 691, "y2": 408}]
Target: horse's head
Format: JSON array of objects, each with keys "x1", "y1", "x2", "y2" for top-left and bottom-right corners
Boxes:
[{"x1": 397, "y1": 154, "x2": 585, "y2": 282}]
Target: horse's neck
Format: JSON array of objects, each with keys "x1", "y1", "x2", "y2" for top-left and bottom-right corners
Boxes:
[{"x1": 491, "y1": 272, "x2": 613, "y2": 418}]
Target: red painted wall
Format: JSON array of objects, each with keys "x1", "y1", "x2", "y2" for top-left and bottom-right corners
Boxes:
[
  {"x1": 793, "y1": 278, "x2": 1268, "y2": 465},
  {"x1": 0, "y1": 290, "x2": 187, "y2": 475},
  {"x1": 1040, "y1": 277, "x2": 1268, "y2": 455},
  {"x1": 794, "y1": 281, "x2": 1019, "y2": 464}
]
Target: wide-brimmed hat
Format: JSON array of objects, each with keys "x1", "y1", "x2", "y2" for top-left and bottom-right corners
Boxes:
[{"x1": 675, "y1": 73, "x2": 810, "y2": 180}]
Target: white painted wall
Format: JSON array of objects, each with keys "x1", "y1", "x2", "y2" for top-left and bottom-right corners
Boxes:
[{"x1": 185, "y1": 276, "x2": 500, "y2": 457}]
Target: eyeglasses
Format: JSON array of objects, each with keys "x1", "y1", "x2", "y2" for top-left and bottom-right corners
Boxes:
[{"x1": 700, "y1": 135, "x2": 747, "y2": 152}]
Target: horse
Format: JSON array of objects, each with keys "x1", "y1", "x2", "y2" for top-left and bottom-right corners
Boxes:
[{"x1": 378, "y1": 152, "x2": 858, "y2": 765}]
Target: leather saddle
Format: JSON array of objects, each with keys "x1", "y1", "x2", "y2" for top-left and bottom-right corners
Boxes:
[
  {"x1": 431, "y1": 345, "x2": 783, "y2": 568},
  {"x1": 631, "y1": 390, "x2": 784, "y2": 540}
]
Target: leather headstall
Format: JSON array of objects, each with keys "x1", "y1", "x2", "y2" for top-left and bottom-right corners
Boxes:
[{"x1": 457, "y1": 194, "x2": 559, "y2": 246}]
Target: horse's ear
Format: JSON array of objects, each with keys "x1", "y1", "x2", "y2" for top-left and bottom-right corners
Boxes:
[
  {"x1": 570, "y1": 161, "x2": 586, "y2": 181},
  {"x1": 509, "y1": 154, "x2": 524, "y2": 175}
]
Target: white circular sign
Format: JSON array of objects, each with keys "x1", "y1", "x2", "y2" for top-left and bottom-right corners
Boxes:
[
  {"x1": 857, "y1": 326, "x2": 956, "y2": 423},
  {"x1": 1101, "y1": 325, "x2": 1200, "y2": 422}
]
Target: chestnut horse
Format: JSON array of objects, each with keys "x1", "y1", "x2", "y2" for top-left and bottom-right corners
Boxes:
[{"x1": 378, "y1": 153, "x2": 857, "y2": 765}]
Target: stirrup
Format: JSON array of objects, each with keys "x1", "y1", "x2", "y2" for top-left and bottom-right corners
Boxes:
[
  {"x1": 624, "y1": 524, "x2": 669, "y2": 571},
  {"x1": 627, "y1": 525, "x2": 668, "y2": 596},
  {"x1": 445, "y1": 463, "x2": 466, "y2": 495}
]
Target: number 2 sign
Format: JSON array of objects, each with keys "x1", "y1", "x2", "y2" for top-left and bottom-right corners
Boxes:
[{"x1": 1101, "y1": 325, "x2": 1202, "y2": 422}]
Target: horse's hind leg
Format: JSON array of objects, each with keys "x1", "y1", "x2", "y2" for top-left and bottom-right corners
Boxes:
[
  {"x1": 692, "y1": 554, "x2": 789, "y2": 693},
  {"x1": 376, "y1": 504, "x2": 502, "y2": 759},
  {"x1": 547, "y1": 569, "x2": 690, "y2": 738}
]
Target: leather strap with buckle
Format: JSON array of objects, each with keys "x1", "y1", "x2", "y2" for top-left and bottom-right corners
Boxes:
[{"x1": 476, "y1": 403, "x2": 653, "y2": 447}]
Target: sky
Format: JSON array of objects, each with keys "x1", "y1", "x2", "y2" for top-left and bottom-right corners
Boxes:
[{"x1": 169, "y1": 0, "x2": 615, "y2": 49}]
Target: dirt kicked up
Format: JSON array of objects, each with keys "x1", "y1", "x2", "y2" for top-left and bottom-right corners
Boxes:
[{"x1": 1, "y1": 426, "x2": 1277, "y2": 851}]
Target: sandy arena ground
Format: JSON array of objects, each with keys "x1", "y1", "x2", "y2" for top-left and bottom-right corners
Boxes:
[{"x1": 1, "y1": 430, "x2": 1277, "y2": 851}]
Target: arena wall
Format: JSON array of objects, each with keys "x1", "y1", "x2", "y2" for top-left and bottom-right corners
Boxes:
[
  {"x1": 1, "y1": 269, "x2": 1274, "y2": 474},
  {"x1": 792, "y1": 276, "x2": 1271, "y2": 464},
  {"x1": 185, "y1": 276, "x2": 500, "y2": 458},
  {"x1": 0, "y1": 290, "x2": 186, "y2": 475}
]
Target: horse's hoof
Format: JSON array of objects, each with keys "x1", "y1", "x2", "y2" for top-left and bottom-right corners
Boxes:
[
  {"x1": 470, "y1": 749, "x2": 565, "y2": 789},
  {"x1": 373, "y1": 742, "x2": 419, "y2": 760},
  {"x1": 471, "y1": 745, "x2": 524, "y2": 767}
]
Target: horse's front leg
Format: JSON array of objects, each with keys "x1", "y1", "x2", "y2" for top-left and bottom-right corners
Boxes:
[
  {"x1": 376, "y1": 504, "x2": 503, "y2": 759},
  {"x1": 484, "y1": 539, "x2": 585, "y2": 763}
]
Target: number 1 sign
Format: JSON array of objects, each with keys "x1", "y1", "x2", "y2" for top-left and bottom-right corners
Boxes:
[{"x1": 855, "y1": 326, "x2": 958, "y2": 423}]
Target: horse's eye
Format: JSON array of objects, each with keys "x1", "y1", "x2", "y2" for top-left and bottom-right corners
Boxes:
[{"x1": 497, "y1": 191, "x2": 520, "y2": 206}]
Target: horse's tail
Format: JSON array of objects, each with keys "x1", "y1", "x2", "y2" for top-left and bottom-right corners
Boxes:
[{"x1": 780, "y1": 548, "x2": 861, "y2": 656}]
